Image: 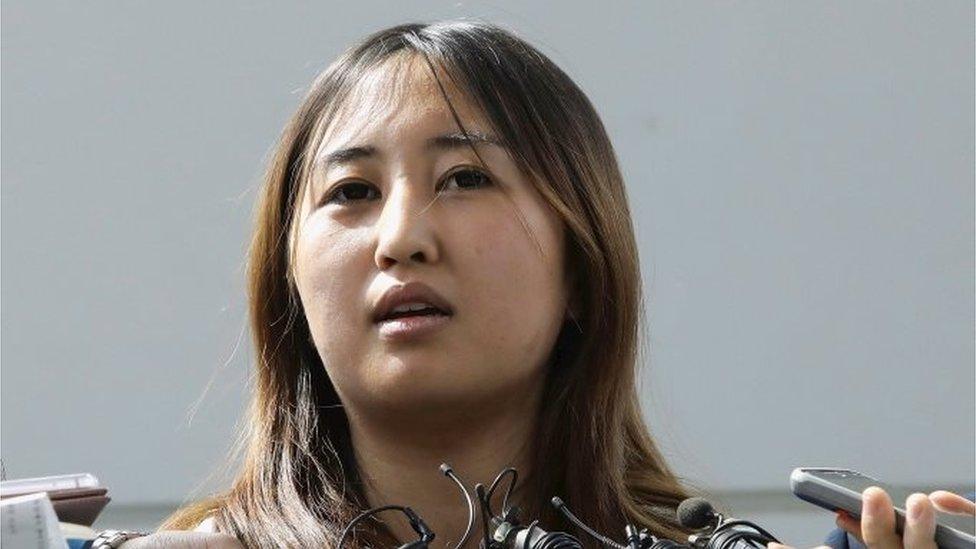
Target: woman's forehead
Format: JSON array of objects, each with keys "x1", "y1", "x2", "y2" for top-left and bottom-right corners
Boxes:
[{"x1": 319, "y1": 53, "x2": 492, "y2": 152}]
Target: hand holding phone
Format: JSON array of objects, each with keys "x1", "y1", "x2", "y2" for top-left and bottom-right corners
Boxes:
[{"x1": 787, "y1": 468, "x2": 975, "y2": 549}]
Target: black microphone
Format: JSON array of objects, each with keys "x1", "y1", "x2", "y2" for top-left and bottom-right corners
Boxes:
[
  {"x1": 677, "y1": 498, "x2": 722, "y2": 531},
  {"x1": 550, "y1": 497, "x2": 686, "y2": 549},
  {"x1": 676, "y1": 497, "x2": 780, "y2": 549}
]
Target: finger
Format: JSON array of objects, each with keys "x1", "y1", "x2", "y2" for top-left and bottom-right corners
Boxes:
[
  {"x1": 928, "y1": 491, "x2": 976, "y2": 516},
  {"x1": 861, "y1": 486, "x2": 902, "y2": 549},
  {"x1": 903, "y1": 493, "x2": 937, "y2": 549},
  {"x1": 836, "y1": 511, "x2": 866, "y2": 545}
]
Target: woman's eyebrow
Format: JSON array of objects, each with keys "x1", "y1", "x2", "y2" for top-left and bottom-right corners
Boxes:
[
  {"x1": 427, "y1": 130, "x2": 503, "y2": 151},
  {"x1": 316, "y1": 130, "x2": 504, "y2": 174}
]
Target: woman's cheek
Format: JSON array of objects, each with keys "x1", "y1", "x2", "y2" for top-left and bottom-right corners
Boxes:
[
  {"x1": 468, "y1": 241, "x2": 557, "y2": 366},
  {"x1": 297, "y1": 239, "x2": 369, "y2": 359}
]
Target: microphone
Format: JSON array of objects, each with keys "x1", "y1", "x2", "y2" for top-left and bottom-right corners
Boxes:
[
  {"x1": 482, "y1": 506, "x2": 584, "y2": 549},
  {"x1": 677, "y1": 498, "x2": 722, "y2": 531},
  {"x1": 550, "y1": 496, "x2": 686, "y2": 549},
  {"x1": 339, "y1": 463, "x2": 782, "y2": 549},
  {"x1": 676, "y1": 497, "x2": 780, "y2": 549},
  {"x1": 474, "y1": 486, "x2": 583, "y2": 549}
]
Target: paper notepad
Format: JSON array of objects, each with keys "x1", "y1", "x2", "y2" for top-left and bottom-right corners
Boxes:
[{"x1": 1, "y1": 491, "x2": 69, "y2": 548}]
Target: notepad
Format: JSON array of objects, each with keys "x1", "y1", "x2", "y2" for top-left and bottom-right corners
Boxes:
[{"x1": 1, "y1": 491, "x2": 69, "y2": 548}]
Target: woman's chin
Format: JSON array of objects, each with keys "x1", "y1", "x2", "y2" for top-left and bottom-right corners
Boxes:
[{"x1": 360, "y1": 385, "x2": 485, "y2": 419}]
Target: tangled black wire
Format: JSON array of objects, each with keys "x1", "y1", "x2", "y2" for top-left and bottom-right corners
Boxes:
[
  {"x1": 703, "y1": 519, "x2": 779, "y2": 549},
  {"x1": 338, "y1": 505, "x2": 435, "y2": 549}
]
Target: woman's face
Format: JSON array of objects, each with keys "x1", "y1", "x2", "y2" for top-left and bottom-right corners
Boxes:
[{"x1": 292, "y1": 54, "x2": 570, "y2": 419}]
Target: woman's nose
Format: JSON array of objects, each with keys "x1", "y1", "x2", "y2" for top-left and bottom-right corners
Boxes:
[{"x1": 373, "y1": 182, "x2": 440, "y2": 271}]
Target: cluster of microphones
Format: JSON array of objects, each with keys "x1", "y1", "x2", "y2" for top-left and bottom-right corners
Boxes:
[{"x1": 339, "y1": 464, "x2": 780, "y2": 549}]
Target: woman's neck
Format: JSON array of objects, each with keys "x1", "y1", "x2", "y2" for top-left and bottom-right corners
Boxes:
[{"x1": 347, "y1": 387, "x2": 543, "y2": 549}]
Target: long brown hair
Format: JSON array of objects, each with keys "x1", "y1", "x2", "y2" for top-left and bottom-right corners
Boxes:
[{"x1": 161, "y1": 19, "x2": 699, "y2": 547}]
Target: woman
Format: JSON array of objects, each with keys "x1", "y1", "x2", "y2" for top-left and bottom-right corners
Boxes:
[{"x1": 116, "y1": 20, "x2": 972, "y2": 549}]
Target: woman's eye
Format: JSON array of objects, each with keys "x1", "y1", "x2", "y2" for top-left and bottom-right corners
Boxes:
[
  {"x1": 442, "y1": 168, "x2": 494, "y2": 191},
  {"x1": 324, "y1": 182, "x2": 379, "y2": 205},
  {"x1": 324, "y1": 168, "x2": 492, "y2": 206}
]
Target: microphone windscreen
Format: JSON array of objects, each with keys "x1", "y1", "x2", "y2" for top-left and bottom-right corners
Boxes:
[{"x1": 677, "y1": 497, "x2": 715, "y2": 529}]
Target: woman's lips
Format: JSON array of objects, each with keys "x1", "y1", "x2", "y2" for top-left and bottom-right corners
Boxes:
[{"x1": 375, "y1": 312, "x2": 452, "y2": 341}]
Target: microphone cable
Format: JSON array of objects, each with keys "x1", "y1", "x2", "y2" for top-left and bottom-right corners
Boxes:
[
  {"x1": 485, "y1": 467, "x2": 519, "y2": 518},
  {"x1": 700, "y1": 519, "x2": 779, "y2": 549},
  {"x1": 550, "y1": 496, "x2": 683, "y2": 549},
  {"x1": 441, "y1": 463, "x2": 476, "y2": 549},
  {"x1": 550, "y1": 497, "x2": 626, "y2": 549},
  {"x1": 338, "y1": 505, "x2": 435, "y2": 549}
]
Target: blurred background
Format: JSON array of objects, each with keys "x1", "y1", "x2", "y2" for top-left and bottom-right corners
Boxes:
[{"x1": 2, "y1": 1, "x2": 973, "y2": 545}]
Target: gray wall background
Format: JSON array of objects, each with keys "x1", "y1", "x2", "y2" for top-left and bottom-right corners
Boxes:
[{"x1": 2, "y1": 2, "x2": 973, "y2": 546}]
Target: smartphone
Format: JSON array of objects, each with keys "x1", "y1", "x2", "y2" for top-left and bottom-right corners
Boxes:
[{"x1": 790, "y1": 467, "x2": 974, "y2": 549}]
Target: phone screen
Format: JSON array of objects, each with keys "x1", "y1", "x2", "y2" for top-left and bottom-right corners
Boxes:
[{"x1": 813, "y1": 470, "x2": 975, "y2": 536}]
